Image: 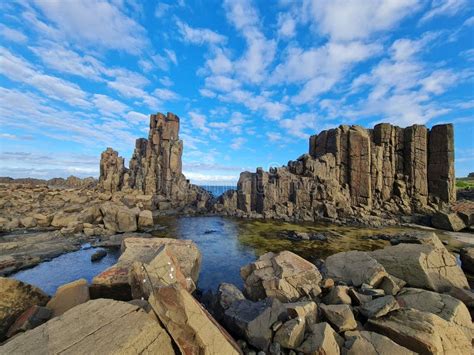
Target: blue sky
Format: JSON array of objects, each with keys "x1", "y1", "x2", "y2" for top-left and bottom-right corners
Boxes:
[{"x1": 0, "y1": 0, "x2": 473, "y2": 185}]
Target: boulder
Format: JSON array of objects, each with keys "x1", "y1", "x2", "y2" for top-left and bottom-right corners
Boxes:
[
  {"x1": 396, "y1": 287, "x2": 473, "y2": 341},
  {"x1": 91, "y1": 237, "x2": 201, "y2": 300},
  {"x1": 359, "y1": 295, "x2": 400, "y2": 319},
  {"x1": 50, "y1": 211, "x2": 80, "y2": 228},
  {"x1": 322, "y1": 285, "x2": 352, "y2": 305},
  {"x1": 284, "y1": 300, "x2": 318, "y2": 327},
  {"x1": 371, "y1": 242, "x2": 469, "y2": 292},
  {"x1": 348, "y1": 288, "x2": 373, "y2": 306},
  {"x1": 431, "y1": 212, "x2": 466, "y2": 231},
  {"x1": 0, "y1": 277, "x2": 49, "y2": 340},
  {"x1": 138, "y1": 210, "x2": 154, "y2": 229},
  {"x1": 240, "y1": 251, "x2": 322, "y2": 302},
  {"x1": 297, "y1": 322, "x2": 343, "y2": 354},
  {"x1": 0, "y1": 299, "x2": 175, "y2": 354},
  {"x1": 6, "y1": 305, "x2": 51, "y2": 338},
  {"x1": 91, "y1": 249, "x2": 107, "y2": 262},
  {"x1": 223, "y1": 297, "x2": 286, "y2": 350},
  {"x1": 100, "y1": 202, "x2": 139, "y2": 233},
  {"x1": 325, "y1": 251, "x2": 387, "y2": 287},
  {"x1": 149, "y1": 285, "x2": 241, "y2": 355},
  {"x1": 32, "y1": 213, "x2": 52, "y2": 227},
  {"x1": 343, "y1": 330, "x2": 414, "y2": 355},
  {"x1": 460, "y1": 247, "x2": 474, "y2": 274},
  {"x1": 367, "y1": 308, "x2": 471, "y2": 354},
  {"x1": 214, "y1": 283, "x2": 246, "y2": 321},
  {"x1": 320, "y1": 304, "x2": 357, "y2": 332},
  {"x1": 20, "y1": 216, "x2": 37, "y2": 228},
  {"x1": 130, "y1": 245, "x2": 195, "y2": 299},
  {"x1": 46, "y1": 279, "x2": 90, "y2": 317},
  {"x1": 274, "y1": 318, "x2": 305, "y2": 349},
  {"x1": 378, "y1": 274, "x2": 406, "y2": 296}
]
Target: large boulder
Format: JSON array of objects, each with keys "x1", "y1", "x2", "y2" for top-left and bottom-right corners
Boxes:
[
  {"x1": 367, "y1": 308, "x2": 471, "y2": 354},
  {"x1": 460, "y1": 247, "x2": 474, "y2": 274},
  {"x1": 100, "y1": 202, "x2": 139, "y2": 233},
  {"x1": 297, "y1": 322, "x2": 343, "y2": 354},
  {"x1": 5, "y1": 305, "x2": 51, "y2": 338},
  {"x1": 240, "y1": 251, "x2": 322, "y2": 302},
  {"x1": 46, "y1": 279, "x2": 90, "y2": 317},
  {"x1": 359, "y1": 295, "x2": 400, "y2": 319},
  {"x1": 0, "y1": 299, "x2": 175, "y2": 354},
  {"x1": 343, "y1": 331, "x2": 414, "y2": 355},
  {"x1": 396, "y1": 287, "x2": 474, "y2": 341},
  {"x1": 149, "y1": 285, "x2": 241, "y2": 355},
  {"x1": 223, "y1": 297, "x2": 287, "y2": 351},
  {"x1": 274, "y1": 318, "x2": 305, "y2": 349},
  {"x1": 431, "y1": 212, "x2": 466, "y2": 231},
  {"x1": 320, "y1": 304, "x2": 357, "y2": 332},
  {"x1": 213, "y1": 283, "x2": 246, "y2": 321},
  {"x1": 0, "y1": 277, "x2": 49, "y2": 340},
  {"x1": 325, "y1": 251, "x2": 387, "y2": 287},
  {"x1": 91, "y1": 237, "x2": 201, "y2": 300},
  {"x1": 370, "y1": 241, "x2": 469, "y2": 292},
  {"x1": 130, "y1": 245, "x2": 195, "y2": 299}
]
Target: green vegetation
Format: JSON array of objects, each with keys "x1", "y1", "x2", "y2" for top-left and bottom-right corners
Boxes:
[{"x1": 456, "y1": 178, "x2": 474, "y2": 190}]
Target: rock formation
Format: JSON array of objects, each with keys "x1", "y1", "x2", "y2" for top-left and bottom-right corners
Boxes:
[
  {"x1": 98, "y1": 112, "x2": 210, "y2": 210},
  {"x1": 216, "y1": 123, "x2": 456, "y2": 223}
]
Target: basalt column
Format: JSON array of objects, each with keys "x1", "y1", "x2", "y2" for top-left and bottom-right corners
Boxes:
[
  {"x1": 99, "y1": 148, "x2": 127, "y2": 193},
  {"x1": 428, "y1": 124, "x2": 455, "y2": 204}
]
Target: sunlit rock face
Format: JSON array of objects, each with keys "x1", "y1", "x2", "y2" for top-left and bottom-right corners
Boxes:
[
  {"x1": 216, "y1": 123, "x2": 455, "y2": 222},
  {"x1": 98, "y1": 112, "x2": 210, "y2": 210}
]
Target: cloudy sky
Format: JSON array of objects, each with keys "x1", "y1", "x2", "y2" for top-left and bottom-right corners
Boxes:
[{"x1": 0, "y1": 0, "x2": 473, "y2": 184}]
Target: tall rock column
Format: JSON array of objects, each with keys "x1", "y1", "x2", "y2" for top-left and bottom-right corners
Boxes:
[
  {"x1": 349, "y1": 126, "x2": 372, "y2": 206},
  {"x1": 404, "y1": 125, "x2": 428, "y2": 204},
  {"x1": 428, "y1": 124, "x2": 455, "y2": 204},
  {"x1": 99, "y1": 148, "x2": 127, "y2": 193}
]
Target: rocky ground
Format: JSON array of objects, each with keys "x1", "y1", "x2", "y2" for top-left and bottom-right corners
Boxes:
[{"x1": 0, "y1": 228, "x2": 473, "y2": 354}]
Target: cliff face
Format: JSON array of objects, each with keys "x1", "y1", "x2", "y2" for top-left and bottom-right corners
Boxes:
[
  {"x1": 215, "y1": 123, "x2": 455, "y2": 222},
  {"x1": 98, "y1": 112, "x2": 209, "y2": 210}
]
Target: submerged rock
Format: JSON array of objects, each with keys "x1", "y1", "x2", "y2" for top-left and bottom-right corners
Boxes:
[
  {"x1": 91, "y1": 249, "x2": 107, "y2": 262},
  {"x1": 0, "y1": 299, "x2": 175, "y2": 354},
  {"x1": 240, "y1": 250, "x2": 322, "y2": 302}
]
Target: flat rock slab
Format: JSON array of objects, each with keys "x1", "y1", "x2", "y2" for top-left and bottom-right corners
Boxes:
[
  {"x1": 149, "y1": 284, "x2": 241, "y2": 355},
  {"x1": 343, "y1": 330, "x2": 414, "y2": 354},
  {"x1": 0, "y1": 299, "x2": 175, "y2": 354},
  {"x1": 46, "y1": 278, "x2": 90, "y2": 317}
]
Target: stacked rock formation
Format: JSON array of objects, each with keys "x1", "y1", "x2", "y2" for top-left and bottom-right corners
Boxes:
[
  {"x1": 99, "y1": 112, "x2": 209, "y2": 210},
  {"x1": 216, "y1": 123, "x2": 455, "y2": 222}
]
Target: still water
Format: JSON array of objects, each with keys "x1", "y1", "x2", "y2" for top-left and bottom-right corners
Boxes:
[{"x1": 12, "y1": 216, "x2": 433, "y2": 294}]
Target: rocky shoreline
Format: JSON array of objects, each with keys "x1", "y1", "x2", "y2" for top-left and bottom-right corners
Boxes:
[{"x1": 1, "y1": 231, "x2": 473, "y2": 354}]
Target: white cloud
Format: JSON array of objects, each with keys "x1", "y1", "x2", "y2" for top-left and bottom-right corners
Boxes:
[
  {"x1": 188, "y1": 111, "x2": 210, "y2": 133},
  {"x1": 205, "y1": 49, "x2": 233, "y2": 74},
  {"x1": 154, "y1": 3, "x2": 171, "y2": 18},
  {"x1": 0, "y1": 24, "x2": 27, "y2": 43},
  {"x1": 266, "y1": 132, "x2": 282, "y2": 142},
  {"x1": 230, "y1": 137, "x2": 246, "y2": 150},
  {"x1": 165, "y1": 49, "x2": 178, "y2": 65},
  {"x1": 0, "y1": 47, "x2": 90, "y2": 107},
  {"x1": 125, "y1": 111, "x2": 149, "y2": 122},
  {"x1": 92, "y1": 94, "x2": 128, "y2": 116},
  {"x1": 159, "y1": 76, "x2": 174, "y2": 87},
  {"x1": 32, "y1": 0, "x2": 148, "y2": 54},
  {"x1": 209, "y1": 111, "x2": 247, "y2": 134},
  {"x1": 302, "y1": 0, "x2": 420, "y2": 41},
  {"x1": 153, "y1": 88, "x2": 179, "y2": 101},
  {"x1": 177, "y1": 20, "x2": 227, "y2": 45},
  {"x1": 420, "y1": 0, "x2": 467, "y2": 23},
  {"x1": 277, "y1": 12, "x2": 297, "y2": 39},
  {"x1": 279, "y1": 113, "x2": 317, "y2": 139}
]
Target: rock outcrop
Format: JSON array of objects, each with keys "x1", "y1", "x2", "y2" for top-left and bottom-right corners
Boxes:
[
  {"x1": 98, "y1": 112, "x2": 210, "y2": 211},
  {"x1": 216, "y1": 123, "x2": 456, "y2": 224}
]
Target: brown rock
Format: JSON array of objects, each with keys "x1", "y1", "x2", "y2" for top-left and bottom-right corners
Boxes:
[
  {"x1": 138, "y1": 209, "x2": 154, "y2": 229},
  {"x1": 297, "y1": 322, "x2": 343, "y2": 354},
  {"x1": 320, "y1": 304, "x2": 357, "y2": 332},
  {"x1": 6, "y1": 305, "x2": 51, "y2": 338},
  {"x1": 432, "y1": 212, "x2": 466, "y2": 232},
  {"x1": 343, "y1": 330, "x2": 414, "y2": 355},
  {"x1": 149, "y1": 284, "x2": 241, "y2": 355},
  {"x1": 0, "y1": 277, "x2": 49, "y2": 340},
  {"x1": 0, "y1": 299, "x2": 175, "y2": 354},
  {"x1": 46, "y1": 279, "x2": 90, "y2": 317},
  {"x1": 240, "y1": 251, "x2": 322, "y2": 302},
  {"x1": 367, "y1": 308, "x2": 471, "y2": 354},
  {"x1": 274, "y1": 318, "x2": 305, "y2": 349}
]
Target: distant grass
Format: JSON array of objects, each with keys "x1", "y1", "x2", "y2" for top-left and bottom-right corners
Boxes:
[{"x1": 456, "y1": 178, "x2": 474, "y2": 190}]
